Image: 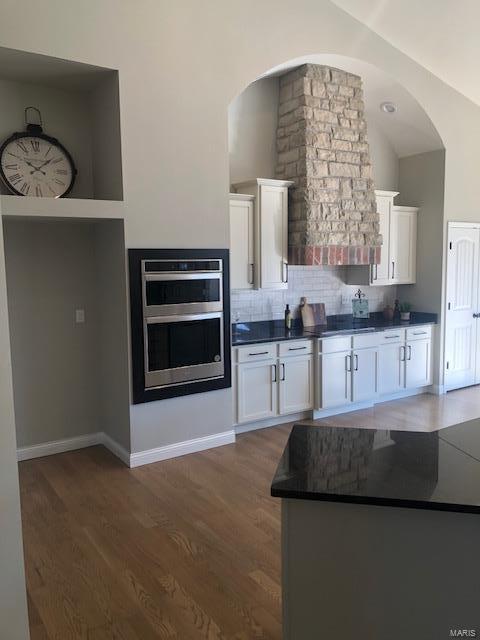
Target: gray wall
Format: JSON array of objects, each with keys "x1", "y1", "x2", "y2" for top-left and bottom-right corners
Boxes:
[
  {"x1": 3, "y1": 218, "x2": 130, "y2": 451},
  {"x1": 397, "y1": 150, "x2": 446, "y2": 384}
]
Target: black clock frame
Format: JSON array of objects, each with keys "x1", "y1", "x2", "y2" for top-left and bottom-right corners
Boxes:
[{"x1": 0, "y1": 126, "x2": 77, "y2": 198}]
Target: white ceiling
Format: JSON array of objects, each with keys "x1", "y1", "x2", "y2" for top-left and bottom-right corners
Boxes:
[
  {"x1": 331, "y1": 0, "x2": 480, "y2": 106},
  {"x1": 262, "y1": 54, "x2": 443, "y2": 158}
]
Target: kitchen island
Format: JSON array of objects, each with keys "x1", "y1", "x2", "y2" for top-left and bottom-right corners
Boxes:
[{"x1": 271, "y1": 422, "x2": 480, "y2": 640}]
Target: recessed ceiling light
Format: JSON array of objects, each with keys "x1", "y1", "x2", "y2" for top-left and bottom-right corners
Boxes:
[{"x1": 380, "y1": 101, "x2": 397, "y2": 114}]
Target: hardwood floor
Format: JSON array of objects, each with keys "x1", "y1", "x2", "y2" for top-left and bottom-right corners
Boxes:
[{"x1": 20, "y1": 386, "x2": 480, "y2": 639}]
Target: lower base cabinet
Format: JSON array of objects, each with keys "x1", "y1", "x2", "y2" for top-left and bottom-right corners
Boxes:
[
  {"x1": 378, "y1": 336, "x2": 432, "y2": 395},
  {"x1": 319, "y1": 347, "x2": 377, "y2": 409},
  {"x1": 237, "y1": 358, "x2": 277, "y2": 423},
  {"x1": 234, "y1": 325, "x2": 433, "y2": 426},
  {"x1": 235, "y1": 341, "x2": 314, "y2": 424}
]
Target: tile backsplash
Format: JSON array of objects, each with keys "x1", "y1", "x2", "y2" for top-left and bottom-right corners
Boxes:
[{"x1": 231, "y1": 265, "x2": 396, "y2": 323}]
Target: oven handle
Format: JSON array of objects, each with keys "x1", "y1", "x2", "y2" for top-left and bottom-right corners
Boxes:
[
  {"x1": 146, "y1": 312, "x2": 223, "y2": 324},
  {"x1": 144, "y1": 272, "x2": 222, "y2": 281}
]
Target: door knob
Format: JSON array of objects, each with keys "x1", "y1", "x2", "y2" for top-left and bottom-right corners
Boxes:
[{"x1": 474, "y1": 313, "x2": 479, "y2": 319}]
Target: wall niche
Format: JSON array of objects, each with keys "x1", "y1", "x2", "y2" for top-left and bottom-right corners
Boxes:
[{"x1": 0, "y1": 45, "x2": 123, "y2": 201}]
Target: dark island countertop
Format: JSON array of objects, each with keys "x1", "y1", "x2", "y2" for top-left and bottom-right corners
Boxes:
[
  {"x1": 271, "y1": 421, "x2": 480, "y2": 514},
  {"x1": 232, "y1": 312, "x2": 437, "y2": 346}
]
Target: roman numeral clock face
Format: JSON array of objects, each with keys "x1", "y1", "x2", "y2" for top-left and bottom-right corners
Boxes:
[{"x1": 0, "y1": 136, "x2": 74, "y2": 197}]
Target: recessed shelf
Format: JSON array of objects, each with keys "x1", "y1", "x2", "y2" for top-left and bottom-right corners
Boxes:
[{"x1": 0, "y1": 46, "x2": 123, "y2": 202}]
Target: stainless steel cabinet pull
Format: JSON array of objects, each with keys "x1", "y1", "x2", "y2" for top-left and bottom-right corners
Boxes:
[
  {"x1": 249, "y1": 351, "x2": 269, "y2": 356},
  {"x1": 354, "y1": 354, "x2": 359, "y2": 371},
  {"x1": 385, "y1": 335, "x2": 400, "y2": 339},
  {"x1": 282, "y1": 261, "x2": 289, "y2": 283},
  {"x1": 400, "y1": 346, "x2": 405, "y2": 361},
  {"x1": 392, "y1": 261, "x2": 395, "y2": 279},
  {"x1": 281, "y1": 363, "x2": 286, "y2": 381},
  {"x1": 271, "y1": 364, "x2": 277, "y2": 382},
  {"x1": 413, "y1": 330, "x2": 427, "y2": 335},
  {"x1": 288, "y1": 346, "x2": 307, "y2": 351},
  {"x1": 249, "y1": 263, "x2": 254, "y2": 284},
  {"x1": 345, "y1": 354, "x2": 351, "y2": 372},
  {"x1": 408, "y1": 345, "x2": 412, "y2": 360}
]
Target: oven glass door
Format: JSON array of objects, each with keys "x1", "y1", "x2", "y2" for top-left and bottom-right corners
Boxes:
[
  {"x1": 143, "y1": 273, "x2": 222, "y2": 316},
  {"x1": 144, "y1": 313, "x2": 224, "y2": 388}
]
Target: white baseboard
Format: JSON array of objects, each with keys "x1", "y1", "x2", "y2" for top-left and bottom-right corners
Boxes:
[
  {"x1": 129, "y1": 429, "x2": 236, "y2": 468},
  {"x1": 430, "y1": 384, "x2": 446, "y2": 396},
  {"x1": 17, "y1": 429, "x2": 236, "y2": 468},
  {"x1": 17, "y1": 432, "x2": 103, "y2": 461},
  {"x1": 101, "y1": 433, "x2": 131, "y2": 466},
  {"x1": 234, "y1": 411, "x2": 311, "y2": 435},
  {"x1": 312, "y1": 401, "x2": 374, "y2": 420}
]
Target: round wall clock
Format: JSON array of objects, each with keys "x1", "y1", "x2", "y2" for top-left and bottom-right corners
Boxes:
[{"x1": 0, "y1": 107, "x2": 77, "y2": 198}]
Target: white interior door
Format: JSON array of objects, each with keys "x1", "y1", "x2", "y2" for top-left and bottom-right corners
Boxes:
[
  {"x1": 444, "y1": 225, "x2": 479, "y2": 390},
  {"x1": 259, "y1": 185, "x2": 288, "y2": 289},
  {"x1": 229, "y1": 197, "x2": 254, "y2": 290}
]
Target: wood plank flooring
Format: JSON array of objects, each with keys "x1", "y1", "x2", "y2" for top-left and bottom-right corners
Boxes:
[{"x1": 19, "y1": 386, "x2": 480, "y2": 639}]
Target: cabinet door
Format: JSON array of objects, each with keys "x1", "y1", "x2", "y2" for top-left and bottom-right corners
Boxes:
[
  {"x1": 230, "y1": 197, "x2": 254, "y2": 290},
  {"x1": 259, "y1": 185, "x2": 288, "y2": 289},
  {"x1": 390, "y1": 208, "x2": 417, "y2": 284},
  {"x1": 319, "y1": 351, "x2": 351, "y2": 409},
  {"x1": 237, "y1": 360, "x2": 278, "y2": 423},
  {"x1": 279, "y1": 355, "x2": 314, "y2": 415},
  {"x1": 352, "y1": 348, "x2": 378, "y2": 402},
  {"x1": 370, "y1": 196, "x2": 391, "y2": 285},
  {"x1": 378, "y1": 343, "x2": 405, "y2": 395},
  {"x1": 405, "y1": 339, "x2": 432, "y2": 389}
]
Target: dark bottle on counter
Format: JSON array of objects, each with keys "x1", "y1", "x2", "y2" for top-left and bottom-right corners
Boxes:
[
  {"x1": 285, "y1": 304, "x2": 292, "y2": 330},
  {"x1": 393, "y1": 299, "x2": 400, "y2": 320}
]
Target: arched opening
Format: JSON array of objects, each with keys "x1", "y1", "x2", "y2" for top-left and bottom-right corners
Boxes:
[{"x1": 228, "y1": 54, "x2": 445, "y2": 337}]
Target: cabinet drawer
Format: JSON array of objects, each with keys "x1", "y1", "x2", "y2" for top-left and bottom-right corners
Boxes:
[
  {"x1": 352, "y1": 332, "x2": 379, "y2": 349},
  {"x1": 319, "y1": 336, "x2": 352, "y2": 353},
  {"x1": 406, "y1": 325, "x2": 432, "y2": 341},
  {"x1": 236, "y1": 343, "x2": 276, "y2": 363},
  {"x1": 379, "y1": 329, "x2": 406, "y2": 344},
  {"x1": 278, "y1": 339, "x2": 313, "y2": 357}
]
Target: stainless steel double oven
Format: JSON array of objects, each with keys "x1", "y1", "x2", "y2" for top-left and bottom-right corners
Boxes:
[{"x1": 129, "y1": 250, "x2": 230, "y2": 403}]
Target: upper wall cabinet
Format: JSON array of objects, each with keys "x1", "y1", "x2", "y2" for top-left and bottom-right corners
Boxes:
[
  {"x1": 231, "y1": 178, "x2": 293, "y2": 290},
  {"x1": 229, "y1": 193, "x2": 255, "y2": 290},
  {"x1": 347, "y1": 190, "x2": 418, "y2": 286},
  {"x1": 0, "y1": 46, "x2": 123, "y2": 202}
]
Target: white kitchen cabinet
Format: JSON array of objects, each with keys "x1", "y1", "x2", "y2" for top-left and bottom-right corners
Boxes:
[
  {"x1": 232, "y1": 179, "x2": 293, "y2": 290},
  {"x1": 235, "y1": 339, "x2": 313, "y2": 424},
  {"x1": 390, "y1": 206, "x2": 417, "y2": 284},
  {"x1": 347, "y1": 191, "x2": 417, "y2": 286},
  {"x1": 237, "y1": 357, "x2": 277, "y2": 423},
  {"x1": 229, "y1": 193, "x2": 255, "y2": 290},
  {"x1": 319, "y1": 350, "x2": 351, "y2": 409},
  {"x1": 352, "y1": 348, "x2": 378, "y2": 402},
  {"x1": 279, "y1": 354, "x2": 314, "y2": 414},
  {"x1": 378, "y1": 342, "x2": 404, "y2": 395},
  {"x1": 405, "y1": 339, "x2": 432, "y2": 388}
]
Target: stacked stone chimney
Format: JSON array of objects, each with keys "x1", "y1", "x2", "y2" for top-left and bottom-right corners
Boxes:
[{"x1": 276, "y1": 64, "x2": 380, "y2": 266}]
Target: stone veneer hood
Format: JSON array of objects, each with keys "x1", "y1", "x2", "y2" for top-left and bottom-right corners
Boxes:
[{"x1": 276, "y1": 64, "x2": 381, "y2": 266}]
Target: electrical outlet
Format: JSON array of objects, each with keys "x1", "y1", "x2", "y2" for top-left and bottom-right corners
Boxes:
[
  {"x1": 75, "y1": 309, "x2": 85, "y2": 324},
  {"x1": 341, "y1": 294, "x2": 352, "y2": 305}
]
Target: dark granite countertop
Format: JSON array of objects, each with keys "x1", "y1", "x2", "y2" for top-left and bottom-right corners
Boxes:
[
  {"x1": 271, "y1": 421, "x2": 480, "y2": 514},
  {"x1": 232, "y1": 312, "x2": 437, "y2": 346}
]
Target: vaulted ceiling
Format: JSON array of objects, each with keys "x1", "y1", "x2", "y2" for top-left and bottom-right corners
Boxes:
[{"x1": 331, "y1": 0, "x2": 480, "y2": 106}]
